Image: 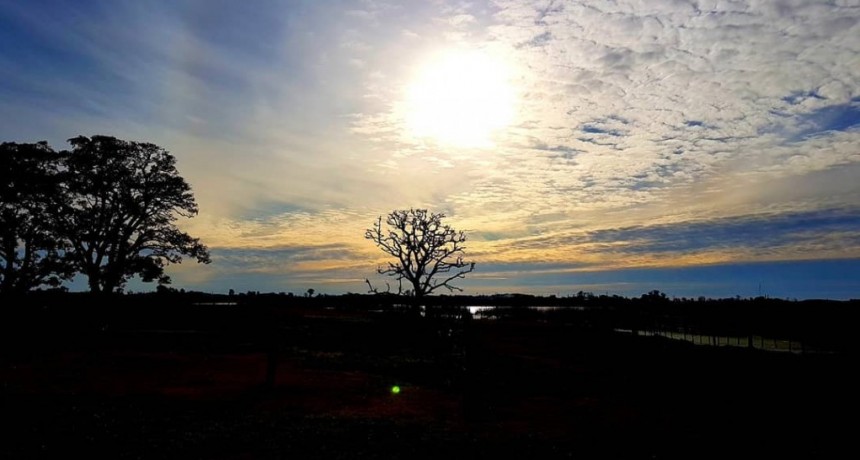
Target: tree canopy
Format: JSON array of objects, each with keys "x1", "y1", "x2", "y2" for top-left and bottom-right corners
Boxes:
[
  {"x1": 0, "y1": 135, "x2": 210, "y2": 295},
  {"x1": 58, "y1": 135, "x2": 210, "y2": 293},
  {"x1": 365, "y1": 209, "x2": 475, "y2": 298},
  {"x1": 0, "y1": 142, "x2": 71, "y2": 293}
]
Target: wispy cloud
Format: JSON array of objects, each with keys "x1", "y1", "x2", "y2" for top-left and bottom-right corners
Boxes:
[{"x1": 1, "y1": 0, "x2": 858, "y2": 296}]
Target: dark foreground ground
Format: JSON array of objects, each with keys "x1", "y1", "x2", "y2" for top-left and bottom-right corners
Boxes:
[{"x1": 2, "y1": 303, "x2": 856, "y2": 459}]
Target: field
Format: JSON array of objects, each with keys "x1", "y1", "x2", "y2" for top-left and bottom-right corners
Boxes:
[{"x1": 2, "y1": 298, "x2": 856, "y2": 458}]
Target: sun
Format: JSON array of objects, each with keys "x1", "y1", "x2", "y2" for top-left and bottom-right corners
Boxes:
[{"x1": 403, "y1": 49, "x2": 516, "y2": 148}]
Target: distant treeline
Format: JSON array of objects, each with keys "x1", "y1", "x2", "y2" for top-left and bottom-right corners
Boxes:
[
  {"x1": 8, "y1": 286, "x2": 857, "y2": 306},
  {"x1": 3, "y1": 289, "x2": 858, "y2": 354}
]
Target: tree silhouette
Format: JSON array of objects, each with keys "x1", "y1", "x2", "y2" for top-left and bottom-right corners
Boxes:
[
  {"x1": 365, "y1": 209, "x2": 475, "y2": 298},
  {"x1": 58, "y1": 135, "x2": 210, "y2": 293},
  {"x1": 0, "y1": 142, "x2": 72, "y2": 293}
]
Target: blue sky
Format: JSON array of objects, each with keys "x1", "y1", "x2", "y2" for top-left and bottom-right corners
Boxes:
[{"x1": 2, "y1": 0, "x2": 859, "y2": 299}]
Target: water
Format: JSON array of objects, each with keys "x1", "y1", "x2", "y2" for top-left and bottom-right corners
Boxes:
[{"x1": 466, "y1": 305, "x2": 584, "y2": 316}]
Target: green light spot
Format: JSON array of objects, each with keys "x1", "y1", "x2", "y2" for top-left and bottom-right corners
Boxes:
[{"x1": 391, "y1": 385, "x2": 401, "y2": 394}]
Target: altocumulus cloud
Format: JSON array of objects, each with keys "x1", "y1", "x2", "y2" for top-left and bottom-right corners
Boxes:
[{"x1": 1, "y1": 1, "x2": 859, "y2": 296}]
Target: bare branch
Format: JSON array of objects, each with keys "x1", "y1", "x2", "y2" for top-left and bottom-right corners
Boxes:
[{"x1": 365, "y1": 208, "x2": 475, "y2": 298}]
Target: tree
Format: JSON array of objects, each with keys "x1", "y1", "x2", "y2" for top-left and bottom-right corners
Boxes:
[
  {"x1": 0, "y1": 142, "x2": 72, "y2": 293},
  {"x1": 365, "y1": 209, "x2": 475, "y2": 298},
  {"x1": 58, "y1": 135, "x2": 210, "y2": 293}
]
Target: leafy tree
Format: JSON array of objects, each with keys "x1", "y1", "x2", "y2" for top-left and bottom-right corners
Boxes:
[
  {"x1": 365, "y1": 208, "x2": 475, "y2": 298},
  {"x1": 58, "y1": 135, "x2": 210, "y2": 293},
  {"x1": 0, "y1": 142, "x2": 72, "y2": 293},
  {"x1": 641, "y1": 290, "x2": 669, "y2": 303}
]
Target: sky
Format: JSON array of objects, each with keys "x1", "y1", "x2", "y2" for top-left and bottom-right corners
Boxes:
[{"x1": 1, "y1": 0, "x2": 859, "y2": 299}]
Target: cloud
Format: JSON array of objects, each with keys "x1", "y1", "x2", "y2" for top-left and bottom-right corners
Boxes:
[
  {"x1": 2, "y1": 1, "x2": 859, "y2": 295},
  {"x1": 584, "y1": 208, "x2": 860, "y2": 260},
  {"x1": 458, "y1": 258, "x2": 860, "y2": 300}
]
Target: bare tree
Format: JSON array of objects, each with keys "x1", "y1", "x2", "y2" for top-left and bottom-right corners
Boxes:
[{"x1": 365, "y1": 209, "x2": 475, "y2": 298}]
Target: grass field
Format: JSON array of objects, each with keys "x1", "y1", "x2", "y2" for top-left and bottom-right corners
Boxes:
[{"x1": 2, "y1": 302, "x2": 855, "y2": 458}]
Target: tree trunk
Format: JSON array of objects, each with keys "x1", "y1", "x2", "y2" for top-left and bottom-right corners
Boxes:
[
  {"x1": 411, "y1": 280, "x2": 424, "y2": 314},
  {"x1": 1, "y1": 244, "x2": 16, "y2": 294},
  {"x1": 87, "y1": 272, "x2": 103, "y2": 294},
  {"x1": 0, "y1": 266, "x2": 14, "y2": 294}
]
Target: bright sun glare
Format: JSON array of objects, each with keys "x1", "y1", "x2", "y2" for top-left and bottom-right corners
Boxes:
[{"x1": 404, "y1": 49, "x2": 516, "y2": 148}]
